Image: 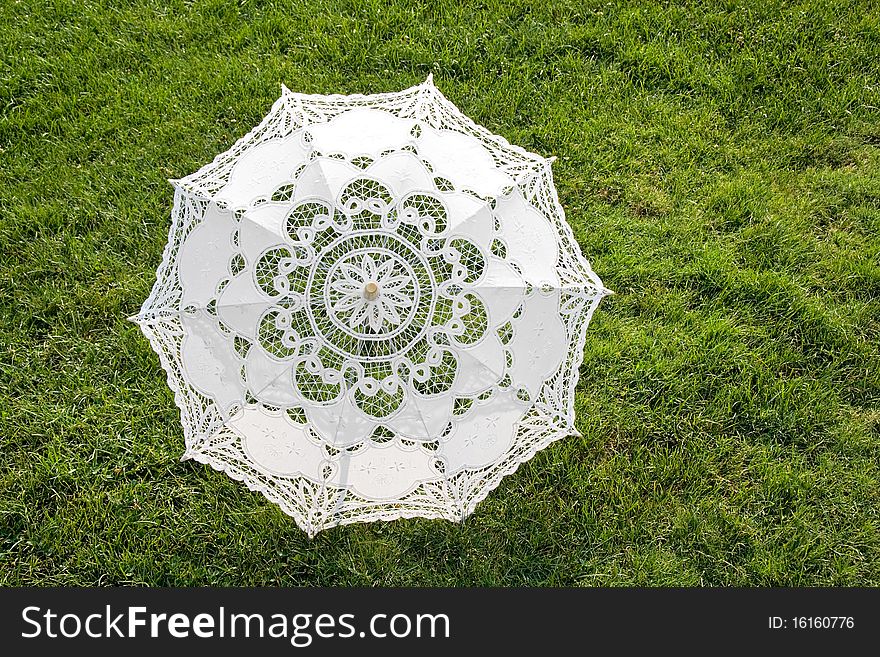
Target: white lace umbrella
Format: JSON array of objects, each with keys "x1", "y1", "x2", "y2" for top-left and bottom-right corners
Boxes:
[{"x1": 133, "y1": 76, "x2": 609, "y2": 535}]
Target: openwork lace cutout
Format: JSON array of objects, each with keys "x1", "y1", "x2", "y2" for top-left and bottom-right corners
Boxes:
[{"x1": 133, "y1": 76, "x2": 609, "y2": 535}]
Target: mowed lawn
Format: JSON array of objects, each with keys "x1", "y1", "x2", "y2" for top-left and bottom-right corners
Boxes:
[{"x1": 1, "y1": 0, "x2": 878, "y2": 586}]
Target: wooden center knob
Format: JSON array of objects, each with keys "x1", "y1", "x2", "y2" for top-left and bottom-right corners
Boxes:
[{"x1": 364, "y1": 281, "x2": 380, "y2": 301}]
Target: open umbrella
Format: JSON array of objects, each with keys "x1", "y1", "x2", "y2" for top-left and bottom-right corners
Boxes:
[{"x1": 132, "y1": 76, "x2": 609, "y2": 535}]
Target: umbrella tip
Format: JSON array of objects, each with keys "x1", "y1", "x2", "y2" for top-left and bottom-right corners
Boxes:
[
  {"x1": 547, "y1": 155, "x2": 558, "y2": 164},
  {"x1": 602, "y1": 287, "x2": 615, "y2": 296},
  {"x1": 424, "y1": 72, "x2": 434, "y2": 86},
  {"x1": 280, "y1": 82, "x2": 291, "y2": 94}
]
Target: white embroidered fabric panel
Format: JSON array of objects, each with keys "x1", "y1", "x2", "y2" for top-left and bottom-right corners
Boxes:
[{"x1": 134, "y1": 77, "x2": 607, "y2": 535}]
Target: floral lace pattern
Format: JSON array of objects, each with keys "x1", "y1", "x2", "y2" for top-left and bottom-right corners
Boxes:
[
  {"x1": 133, "y1": 76, "x2": 609, "y2": 535},
  {"x1": 330, "y1": 253, "x2": 413, "y2": 332}
]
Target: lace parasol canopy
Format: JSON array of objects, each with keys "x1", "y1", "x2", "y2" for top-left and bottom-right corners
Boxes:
[{"x1": 132, "y1": 76, "x2": 610, "y2": 535}]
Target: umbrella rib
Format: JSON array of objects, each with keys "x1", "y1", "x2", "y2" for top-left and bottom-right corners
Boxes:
[
  {"x1": 295, "y1": 153, "x2": 355, "y2": 211},
  {"x1": 137, "y1": 319, "x2": 240, "y2": 456},
  {"x1": 466, "y1": 283, "x2": 608, "y2": 294},
  {"x1": 406, "y1": 393, "x2": 456, "y2": 517},
  {"x1": 131, "y1": 300, "x2": 274, "y2": 324},
  {"x1": 453, "y1": 344, "x2": 509, "y2": 396},
  {"x1": 313, "y1": 331, "x2": 368, "y2": 532},
  {"x1": 244, "y1": 357, "x2": 298, "y2": 403},
  {"x1": 237, "y1": 205, "x2": 290, "y2": 245},
  {"x1": 186, "y1": 361, "x2": 298, "y2": 469}
]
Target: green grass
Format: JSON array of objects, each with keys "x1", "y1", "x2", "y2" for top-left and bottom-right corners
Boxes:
[{"x1": 1, "y1": 0, "x2": 878, "y2": 586}]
